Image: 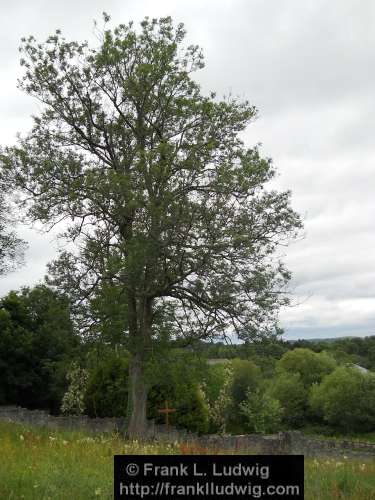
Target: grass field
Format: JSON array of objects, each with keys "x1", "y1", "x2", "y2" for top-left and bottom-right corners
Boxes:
[{"x1": 0, "y1": 421, "x2": 375, "y2": 499}]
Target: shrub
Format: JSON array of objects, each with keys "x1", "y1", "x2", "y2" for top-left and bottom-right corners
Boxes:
[
  {"x1": 226, "y1": 359, "x2": 261, "y2": 433},
  {"x1": 147, "y1": 351, "x2": 209, "y2": 434},
  {"x1": 147, "y1": 382, "x2": 209, "y2": 434},
  {"x1": 61, "y1": 363, "x2": 88, "y2": 415},
  {"x1": 267, "y1": 372, "x2": 308, "y2": 427},
  {"x1": 204, "y1": 362, "x2": 233, "y2": 434},
  {"x1": 84, "y1": 355, "x2": 129, "y2": 418},
  {"x1": 309, "y1": 366, "x2": 375, "y2": 432},
  {"x1": 240, "y1": 388, "x2": 283, "y2": 434}
]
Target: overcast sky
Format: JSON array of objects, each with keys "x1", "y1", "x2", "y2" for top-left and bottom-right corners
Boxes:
[{"x1": 1, "y1": 0, "x2": 374, "y2": 340}]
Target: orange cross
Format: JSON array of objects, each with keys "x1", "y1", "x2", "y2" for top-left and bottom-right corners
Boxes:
[{"x1": 158, "y1": 400, "x2": 176, "y2": 428}]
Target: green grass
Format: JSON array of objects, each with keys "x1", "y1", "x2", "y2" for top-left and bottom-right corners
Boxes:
[
  {"x1": 305, "y1": 458, "x2": 375, "y2": 499},
  {"x1": 302, "y1": 425, "x2": 375, "y2": 444},
  {"x1": 1, "y1": 421, "x2": 375, "y2": 499},
  {"x1": 0, "y1": 421, "x2": 178, "y2": 499}
]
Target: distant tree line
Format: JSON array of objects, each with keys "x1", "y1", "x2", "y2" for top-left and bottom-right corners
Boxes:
[{"x1": 192, "y1": 336, "x2": 375, "y2": 372}]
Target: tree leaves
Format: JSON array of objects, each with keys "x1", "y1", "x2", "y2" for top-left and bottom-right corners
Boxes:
[{"x1": 2, "y1": 16, "x2": 302, "y2": 346}]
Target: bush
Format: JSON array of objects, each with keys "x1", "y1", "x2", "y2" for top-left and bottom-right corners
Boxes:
[
  {"x1": 148, "y1": 382, "x2": 209, "y2": 434},
  {"x1": 240, "y1": 388, "x2": 282, "y2": 434},
  {"x1": 226, "y1": 359, "x2": 261, "y2": 433},
  {"x1": 267, "y1": 372, "x2": 308, "y2": 427},
  {"x1": 147, "y1": 351, "x2": 209, "y2": 434},
  {"x1": 84, "y1": 349, "x2": 209, "y2": 432},
  {"x1": 61, "y1": 363, "x2": 88, "y2": 415},
  {"x1": 202, "y1": 362, "x2": 233, "y2": 434},
  {"x1": 202, "y1": 362, "x2": 230, "y2": 404},
  {"x1": 309, "y1": 366, "x2": 375, "y2": 432},
  {"x1": 84, "y1": 355, "x2": 129, "y2": 418}
]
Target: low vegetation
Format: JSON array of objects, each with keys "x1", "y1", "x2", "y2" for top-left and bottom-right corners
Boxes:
[
  {"x1": 0, "y1": 421, "x2": 178, "y2": 499},
  {"x1": 1, "y1": 421, "x2": 375, "y2": 499},
  {"x1": 305, "y1": 458, "x2": 375, "y2": 500}
]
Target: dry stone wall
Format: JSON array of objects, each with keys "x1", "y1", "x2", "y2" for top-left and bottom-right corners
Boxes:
[
  {"x1": 0, "y1": 405, "x2": 125, "y2": 434},
  {"x1": 1, "y1": 406, "x2": 375, "y2": 460}
]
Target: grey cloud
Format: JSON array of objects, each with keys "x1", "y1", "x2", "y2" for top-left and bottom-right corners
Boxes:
[
  {"x1": 186, "y1": 1, "x2": 375, "y2": 115},
  {"x1": 0, "y1": 226, "x2": 59, "y2": 295}
]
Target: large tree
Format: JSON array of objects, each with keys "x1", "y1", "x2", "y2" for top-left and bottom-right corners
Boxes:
[{"x1": 1, "y1": 16, "x2": 301, "y2": 436}]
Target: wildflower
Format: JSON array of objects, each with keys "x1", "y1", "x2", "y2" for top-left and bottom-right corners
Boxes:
[{"x1": 78, "y1": 437, "x2": 95, "y2": 443}]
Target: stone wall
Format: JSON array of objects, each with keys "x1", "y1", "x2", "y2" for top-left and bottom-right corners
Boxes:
[
  {"x1": 1, "y1": 405, "x2": 375, "y2": 460},
  {"x1": 152, "y1": 426, "x2": 375, "y2": 460},
  {"x1": 287, "y1": 431, "x2": 375, "y2": 460},
  {"x1": 0, "y1": 405, "x2": 125, "y2": 434}
]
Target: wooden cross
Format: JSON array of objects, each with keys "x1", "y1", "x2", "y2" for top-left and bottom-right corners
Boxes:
[{"x1": 158, "y1": 400, "x2": 176, "y2": 428}]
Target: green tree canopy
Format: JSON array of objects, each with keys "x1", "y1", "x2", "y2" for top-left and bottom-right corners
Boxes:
[
  {"x1": 1, "y1": 15, "x2": 301, "y2": 436},
  {"x1": 267, "y1": 371, "x2": 308, "y2": 427},
  {"x1": 147, "y1": 350, "x2": 209, "y2": 433},
  {"x1": 309, "y1": 366, "x2": 375, "y2": 432},
  {"x1": 0, "y1": 285, "x2": 79, "y2": 412},
  {"x1": 276, "y1": 348, "x2": 337, "y2": 387},
  {"x1": 240, "y1": 387, "x2": 282, "y2": 434},
  {"x1": 84, "y1": 353, "x2": 129, "y2": 418},
  {"x1": 225, "y1": 358, "x2": 261, "y2": 433}
]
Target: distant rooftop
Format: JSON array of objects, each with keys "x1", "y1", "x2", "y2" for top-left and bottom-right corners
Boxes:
[
  {"x1": 350, "y1": 363, "x2": 369, "y2": 374},
  {"x1": 207, "y1": 359, "x2": 230, "y2": 365}
]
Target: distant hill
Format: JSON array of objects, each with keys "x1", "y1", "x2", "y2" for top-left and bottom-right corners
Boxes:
[
  {"x1": 288, "y1": 336, "x2": 362, "y2": 344},
  {"x1": 286, "y1": 335, "x2": 375, "y2": 344}
]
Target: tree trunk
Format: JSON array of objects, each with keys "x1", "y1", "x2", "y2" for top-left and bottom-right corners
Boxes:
[
  {"x1": 126, "y1": 352, "x2": 148, "y2": 438},
  {"x1": 126, "y1": 296, "x2": 153, "y2": 438}
]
